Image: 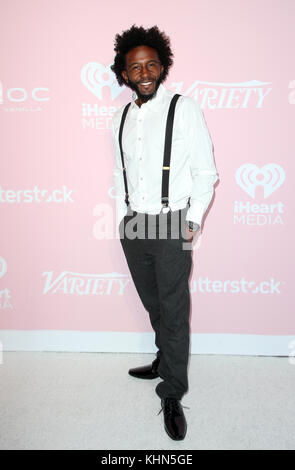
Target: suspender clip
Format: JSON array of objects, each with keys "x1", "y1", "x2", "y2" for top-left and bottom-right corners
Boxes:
[
  {"x1": 160, "y1": 197, "x2": 171, "y2": 213},
  {"x1": 161, "y1": 197, "x2": 169, "y2": 206}
]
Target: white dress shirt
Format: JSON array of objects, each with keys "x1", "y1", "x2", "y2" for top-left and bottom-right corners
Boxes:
[{"x1": 111, "y1": 83, "x2": 219, "y2": 228}]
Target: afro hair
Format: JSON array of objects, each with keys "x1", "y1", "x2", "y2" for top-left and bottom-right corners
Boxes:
[{"x1": 111, "y1": 24, "x2": 174, "y2": 87}]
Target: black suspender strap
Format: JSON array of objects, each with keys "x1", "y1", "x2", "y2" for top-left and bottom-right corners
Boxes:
[
  {"x1": 118, "y1": 102, "x2": 131, "y2": 207},
  {"x1": 161, "y1": 93, "x2": 181, "y2": 209},
  {"x1": 117, "y1": 93, "x2": 181, "y2": 210}
]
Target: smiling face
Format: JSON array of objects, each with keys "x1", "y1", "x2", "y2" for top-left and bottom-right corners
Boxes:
[{"x1": 121, "y1": 45, "x2": 164, "y2": 105}]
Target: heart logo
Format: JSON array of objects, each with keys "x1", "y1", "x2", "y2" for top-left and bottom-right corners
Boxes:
[
  {"x1": 235, "y1": 163, "x2": 285, "y2": 198},
  {"x1": 81, "y1": 62, "x2": 125, "y2": 100}
]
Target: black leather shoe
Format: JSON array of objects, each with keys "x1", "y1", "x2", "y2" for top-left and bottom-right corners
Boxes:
[
  {"x1": 128, "y1": 356, "x2": 160, "y2": 379},
  {"x1": 159, "y1": 398, "x2": 187, "y2": 440}
]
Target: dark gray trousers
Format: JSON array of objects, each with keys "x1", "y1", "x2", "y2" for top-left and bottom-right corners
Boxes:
[{"x1": 119, "y1": 203, "x2": 192, "y2": 400}]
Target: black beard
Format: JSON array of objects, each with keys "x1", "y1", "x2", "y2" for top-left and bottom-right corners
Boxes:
[{"x1": 126, "y1": 76, "x2": 163, "y2": 103}]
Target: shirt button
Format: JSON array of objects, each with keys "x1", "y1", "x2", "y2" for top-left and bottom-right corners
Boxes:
[
  {"x1": 138, "y1": 137, "x2": 141, "y2": 141},
  {"x1": 140, "y1": 177, "x2": 143, "y2": 180},
  {"x1": 142, "y1": 197, "x2": 145, "y2": 200}
]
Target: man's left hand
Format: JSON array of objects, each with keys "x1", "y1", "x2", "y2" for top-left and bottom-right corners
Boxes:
[{"x1": 185, "y1": 227, "x2": 195, "y2": 242}]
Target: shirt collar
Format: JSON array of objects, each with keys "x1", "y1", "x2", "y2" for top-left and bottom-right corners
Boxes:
[{"x1": 131, "y1": 83, "x2": 167, "y2": 112}]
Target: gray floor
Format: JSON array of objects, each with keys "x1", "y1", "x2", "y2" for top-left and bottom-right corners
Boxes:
[{"x1": 0, "y1": 352, "x2": 294, "y2": 450}]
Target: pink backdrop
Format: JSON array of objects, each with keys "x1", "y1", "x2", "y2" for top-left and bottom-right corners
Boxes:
[{"x1": 0, "y1": 0, "x2": 294, "y2": 353}]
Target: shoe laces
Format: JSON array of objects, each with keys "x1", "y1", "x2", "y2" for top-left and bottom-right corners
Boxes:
[{"x1": 157, "y1": 398, "x2": 190, "y2": 416}]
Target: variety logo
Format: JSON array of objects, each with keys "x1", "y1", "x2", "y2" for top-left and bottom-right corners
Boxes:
[
  {"x1": 42, "y1": 271, "x2": 130, "y2": 295},
  {"x1": 234, "y1": 163, "x2": 285, "y2": 226},
  {"x1": 0, "y1": 81, "x2": 50, "y2": 112},
  {"x1": 0, "y1": 257, "x2": 12, "y2": 310},
  {"x1": 171, "y1": 80, "x2": 272, "y2": 109}
]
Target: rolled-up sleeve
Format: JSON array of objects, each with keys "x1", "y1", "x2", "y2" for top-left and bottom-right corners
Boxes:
[
  {"x1": 183, "y1": 98, "x2": 219, "y2": 227},
  {"x1": 111, "y1": 116, "x2": 128, "y2": 228}
]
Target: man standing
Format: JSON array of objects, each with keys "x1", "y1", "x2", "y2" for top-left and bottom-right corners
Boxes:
[{"x1": 111, "y1": 25, "x2": 218, "y2": 440}]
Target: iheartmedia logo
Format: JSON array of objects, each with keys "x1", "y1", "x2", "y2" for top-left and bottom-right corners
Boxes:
[
  {"x1": 0, "y1": 185, "x2": 74, "y2": 203},
  {"x1": 234, "y1": 163, "x2": 285, "y2": 227},
  {"x1": 171, "y1": 79, "x2": 272, "y2": 109},
  {"x1": 81, "y1": 62, "x2": 124, "y2": 130},
  {"x1": 42, "y1": 271, "x2": 130, "y2": 295}
]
